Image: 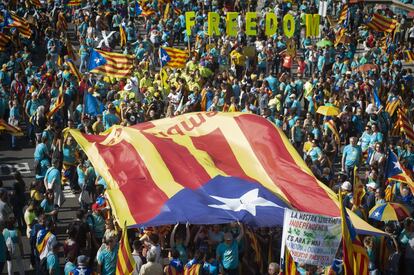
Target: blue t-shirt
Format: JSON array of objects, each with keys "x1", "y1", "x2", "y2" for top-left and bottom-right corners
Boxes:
[
  {"x1": 46, "y1": 167, "x2": 61, "y2": 187},
  {"x1": 103, "y1": 112, "x2": 120, "y2": 130},
  {"x1": 34, "y1": 143, "x2": 49, "y2": 161},
  {"x1": 343, "y1": 145, "x2": 361, "y2": 168},
  {"x1": 308, "y1": 146, "x2": 322, "y2": 162},
  {"x1": 47, "y1": 252, "x2": 60, "y2": 275},
  {"x1": 216, "y1": 240, "x2": 239, "y2": 270},
  {"x1": 97, "y1": 244, "x2": 119, "y2": 275}
]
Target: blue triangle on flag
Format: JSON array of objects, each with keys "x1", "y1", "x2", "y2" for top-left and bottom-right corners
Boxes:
[
  {"x1": 88, "y1": 49, "x2": 107, "y2": 71},
  {"x1": 160, "y1": 48, "x2": 171, "y2": 67}
]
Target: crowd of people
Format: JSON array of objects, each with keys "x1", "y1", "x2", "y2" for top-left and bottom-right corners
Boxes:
[{"x1": 1, "y1": 0, "x2": 414, "y2": 274}]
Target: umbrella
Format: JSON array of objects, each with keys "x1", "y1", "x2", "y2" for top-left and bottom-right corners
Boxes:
[
  {"x1": 356, "y1": 64, "x2": 378, "y2": 72},
  {"x1": 369, "y1": 202, "x2": 410, "y2": 221},
  {"x1": 316, "y1": 39, "x2": 333, "y2": 48},
  {"x1": 316, "y1": 106, "x2": 340, "y2": 116}
]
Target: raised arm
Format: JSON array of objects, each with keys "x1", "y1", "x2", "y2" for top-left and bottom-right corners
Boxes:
[
  {"x1": 170, "y1": 223, "x2": 178, "y2": 248},
  {"x1": 236, "y1": 222, "x2": 244, "y2": 242},
  {"x1": 184, "y1": 222, "x2": 190, "y2": 247}
]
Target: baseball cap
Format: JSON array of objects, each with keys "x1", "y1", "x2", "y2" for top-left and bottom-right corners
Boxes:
[{"x1": 341, "y1": 181, "x2": 352, "y2": 191}]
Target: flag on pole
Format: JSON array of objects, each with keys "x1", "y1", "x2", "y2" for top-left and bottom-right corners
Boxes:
[
  {"x1": 397, "y1": 108, "x2": 414, "y2": 144},
  {"x1": 324, "y1": 119, "x2": 340, "y2": 144},
  {"x1": 385, "y1": 149, "x2": 414, "y2": 188},
  {"x1": 282, "y1": 246, "x2": 297, "y2": 275},
  {"x1": 338, "y1": 4, "x2": 348, "y2": 25},
  {"x1": 67, "y1": 0, "x2": 82, "y2": 6},
  {"x1": 339, "y1": 191, "x2": 369, "y2": 275},
  {"x1": 163, "y1": 3, "x2": 170, "y2": 20},
  {"x1": 365, "y1": 13, "x2": 397, "y2": 33},
  {"x1": 119, "y1": 24, "x2": 127, "y2": 47},
  {"x1": 116, "y1": 225, "x2": 135, "y2": 275},
  {"x1": 88, "y1": 49, "x2": 134, "y2": 78},
  {"x1": 2, "y1": 11, "x2": 32, "y2": 38},
  {"x1": 385, "y1": 96, "x2": 400, "y2": 117},
  {"x1": 373, "y1": 87, "x2": 382, "y2": 109},
  {"x1": 353, "y1": 166, "x2": 365, "y2": 207},
  {"x1": 0, "y1": 119, "x2": 23, "y2": 136},
  {"x1": 135, "y1": 1, "x2": 155, "y2": 16},
  {"x1": 47, "y1": 85, "x2": 65, "y2": 119},
  {"x1": 66, "y1": 59, "x2": 82, "y2": 81},
  {"x1": 160, "y1": 47, "x2": 188, "y2": 68},
  {"x1": 84, "y1": 92, "x2": 104, "y2": 116}
]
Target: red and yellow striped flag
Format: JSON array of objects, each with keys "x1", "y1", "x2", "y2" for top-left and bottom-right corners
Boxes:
[
  {"x1": 325, "y1": 119, "x2": 340, "y2": 144},
  {"x1": 385, "y1": 97, "x2": 400, "y2": 117},
  {"x1": 334, "y1": 27, "x2": 346, "y2": 46},
  {"x1": 120, "y1": 25, "x2": 127, "y2": 47},
  {"x1": 184, "y1": 264, "x2": 202, "y2": 275},
  {"x1": 338, "y1": 4, "x2": 348, "y2": 24},
  {"x1": 0, "y1": 33, "x2": 11, "y2": 51},
  {"x1": 66, "y1": 59, "x2": 82, "y2": 81},
  {"x1": 116, "y1": 226, "x2": 135, "y2": 275},
  {"x1": 47, "y1": 85, "x2": 65, "y2": 119},
  {"x1": 67, "y1": 0, "x2": 82, "y2": 6},
  {"x1": 89, "y1": 49, "x2": 135, "y2": 78},
  {"x1": 366, "y1": 13, "x2": 397, "y2": 33},
  {"x1": 56, "y1": 12, "x2": 68, "y2": 32},
  {"x1": 339, "y1": 191, "x2": 369, "y2": 275},
  {"x1": 28, "y1": 0, "x2": 42, "y2": 8},
  {"x1": 283, "y1": 246, "x2": 297, "y2": 275},
  {"x1": 0, "y1": 119, "x2": 24, "y2": 136},
  {"x1": 66, "y1": 39, "x2": 77, "y2": 61},
  {"x1": 405, "y1": 50, "x2": 414, "y2": 63},
  {"x1": 6, "y1": 12, "x2": 32, "y2": 38},
  {"x1": 397, "y1": 108, "x2": 414, "y2": 144},
  {"x1": 353, "y1": 166, "x2": 365, "y2": 207},
  {"x1": 160, "y1": 46, "x2": 188, "y2": 68}
]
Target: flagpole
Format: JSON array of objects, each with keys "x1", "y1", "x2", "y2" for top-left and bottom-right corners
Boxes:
[{"x1": 159, "y1": 47, "x2": 164, "y2": 96}]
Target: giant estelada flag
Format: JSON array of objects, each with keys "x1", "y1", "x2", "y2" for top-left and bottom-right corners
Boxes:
[{"x1": 70, "y1": 112, "x2": 382, "y2": 233}]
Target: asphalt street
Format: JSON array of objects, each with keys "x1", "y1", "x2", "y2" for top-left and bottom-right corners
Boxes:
[{"x1": 0, "y1": 134, "x2": 79, "y2": 274}]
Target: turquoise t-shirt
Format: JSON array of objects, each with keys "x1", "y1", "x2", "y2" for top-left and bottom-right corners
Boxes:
[
  {"x1": 63, "y1": 144, "x2": 76, "y2": 164},
  {"x1": 47, "y1": 252, "x2": 60, "y2": 275},
  {"x1": 34, "y1": 143, "x2": 49, "y2": 161},
  {"x1": 343, "y1": 145, "x2": 361, "y2": 167},
  {"x1": 216, "y1": 240, "x2": 239, "y2": 270},
  {"x1": 46, "y1": 167, "x2": 61, "y2": 186},
  {"x1": 97, "y1": 244, "x2": 119, "y2": 275},
  {"x1": 88, "y1": 214, "x2": 105, "y2": 239},
  {"x1": 41, "y1": 199, "x2": 54, "y2": 213},
  {"x1": 308, "y1": 147, "x2": 322, "y2": 162},
  {"x1": 64, "y1": 261, "x2": 76, "y2": 275}
]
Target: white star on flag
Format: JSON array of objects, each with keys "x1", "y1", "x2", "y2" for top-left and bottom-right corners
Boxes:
[
  {"x1": 208, "y1": 188, "x2": 282, "y2": 216},
  {"x1": 374, "y1": 211, "x2": 380, "y2": 217},
  {"x1": 393, "y1": 161, "x2": 402, "y2": 171},
  {"x1": 94, "y1": 58, "x2": 102, "y2": 65},
  {"x1": 161, "y1": 54, "x2": 168, "y2": 62}
]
